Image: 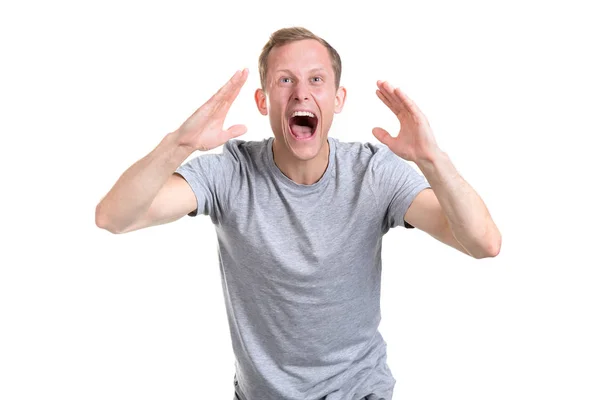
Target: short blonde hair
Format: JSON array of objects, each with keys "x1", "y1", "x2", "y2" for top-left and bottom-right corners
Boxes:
[{"x1": 258, "y1": 27, "x2": 342, "y2": 91}]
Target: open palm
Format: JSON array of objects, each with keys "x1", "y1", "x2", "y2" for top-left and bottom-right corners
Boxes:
[
  {"x1": 372, "y1": 80, "x2": 438, "y2": 163},
  {"x1": 176, "y1": 69, "x2": 249, "y2": 152}
]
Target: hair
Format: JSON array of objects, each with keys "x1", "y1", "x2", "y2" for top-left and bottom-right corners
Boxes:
[{"x1": 258, "y1": 26, "x2": 342, "y2": 92}]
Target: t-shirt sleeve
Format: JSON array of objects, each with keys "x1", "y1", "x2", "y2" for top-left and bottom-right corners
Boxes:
[
  {"x1": 174, "y1": 141, "x2": 241, "y2": 224},
  {"x1": 369, "y1": 145, "x2": 431, "y2": 231}
]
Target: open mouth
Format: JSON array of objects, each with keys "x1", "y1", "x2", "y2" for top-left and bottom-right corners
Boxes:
[{"x1": 288, "y1": 111, "x2": 318, "y2": 140}]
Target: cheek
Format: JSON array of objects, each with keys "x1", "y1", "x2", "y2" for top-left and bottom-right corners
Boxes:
[
  {"x1": 313, "y1": 88, "x2": 335, "y2": 105},
  {"x1": 270, "y1": 92, "x2": 290, "y2": 109},
  {"x1": 266, "y1": 98, "x2": 280, "y2": 114},
  {"x1": 315, "y1": 96, "x2": 336, "y2": 114}
]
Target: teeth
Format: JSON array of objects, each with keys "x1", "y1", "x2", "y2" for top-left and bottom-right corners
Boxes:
[{"x1": 291, "y1": 111, "x2": 315, "y2": 118}]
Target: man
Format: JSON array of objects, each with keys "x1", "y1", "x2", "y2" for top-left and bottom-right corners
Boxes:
[{"x1": 96, "y1": 27, "x2": 501, "y2": 400}]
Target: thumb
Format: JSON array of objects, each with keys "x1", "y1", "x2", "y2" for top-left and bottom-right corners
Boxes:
[
  {"x1": 225, "y1": 124, "x2": 248, "y2": 139},
  {"x1": 372, "y1": 127, "x2": 392, "y2": 147}
]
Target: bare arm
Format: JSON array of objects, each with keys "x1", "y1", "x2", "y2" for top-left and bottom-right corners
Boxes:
[
  {"x1": 95, "y1": 68, "x2": 249, "y2": 234},
  {"x1": 373, "y1": 80, "x2": 501, "y2": 258},
  {"x1": 404, "y1": 189, "x2": 472, "y2": 257},
  {"x1": 405, "y1": 156, "x2": 501, "y2": 259},
  {"x1": 95, "y1": 133, "x2": 195, "y2": 233}
]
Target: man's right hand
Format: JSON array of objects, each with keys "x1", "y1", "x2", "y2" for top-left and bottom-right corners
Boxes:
[
  {"x1": 96, "y1": 68, "x2": 249, "y2": 234},
  {"x1": 174, "y1": 68, "x2": 249, "y2": 152}
]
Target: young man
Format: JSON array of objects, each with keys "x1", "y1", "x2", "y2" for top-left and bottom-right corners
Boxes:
[{"x1": 96, "y1": 27, "x2": 501, "y2": 400}]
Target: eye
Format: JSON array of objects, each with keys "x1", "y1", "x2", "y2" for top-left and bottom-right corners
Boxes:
[
  {"x1": 312, "y1": 77, "x2": 323, "y2": 83},
  {"x1": 280, "y1": 77, "x2": 292, "y2": 83}
]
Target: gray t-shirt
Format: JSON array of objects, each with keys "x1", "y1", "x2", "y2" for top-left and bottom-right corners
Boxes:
[{"x1": 175, "y1": 136, "x2": 430, "y2": 400}]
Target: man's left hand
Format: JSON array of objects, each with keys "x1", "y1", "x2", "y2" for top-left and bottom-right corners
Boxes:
[{"x1": 372, "y1": 80, "x2": 439, "y2": 164}]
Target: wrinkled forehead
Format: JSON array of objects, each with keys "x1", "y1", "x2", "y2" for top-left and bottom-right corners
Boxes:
[{"x1": 266, "y1": 39, "x2": 334, "y2": 79}]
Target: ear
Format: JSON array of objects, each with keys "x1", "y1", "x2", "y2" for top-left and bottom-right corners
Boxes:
[
  {"x1": 334, "y1": 86, "x2": 347, "y2": 114},
  {"x1": 254, "y1": 88, "x2": 268, "y2": 116}
]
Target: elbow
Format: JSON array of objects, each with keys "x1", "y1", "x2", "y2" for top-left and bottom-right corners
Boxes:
[
  {"x1": 474, "y1": 231, "x2": 502, "y2": 259},
  {"x1": 490, "y1": 235, "x2": 502, "y2": 257},
  {"x1": 95, "y1": 203, "x2": 125, "y2": 234}
]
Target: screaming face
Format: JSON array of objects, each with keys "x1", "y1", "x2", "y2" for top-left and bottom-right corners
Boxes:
[{"x1": 255, "y1": 39, "x2": 347, "y2": 163}]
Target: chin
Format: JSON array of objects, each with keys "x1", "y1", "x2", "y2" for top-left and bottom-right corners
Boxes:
[{"x1": 284, "y1": 128, "x2": 327, "y2": 161}]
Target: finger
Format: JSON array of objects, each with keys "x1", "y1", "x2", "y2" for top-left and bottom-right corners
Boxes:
[
  {"x1": 379, "y1": 80, "x2": 397, "y2": 99},
  {"x1": 227, "y1": 68, "x2": 248, "y2": 99},
  {"x1": 377, "y1": 81, "x2": 397, "y2": 107},
  {"x1": 372, "y1": 127, "x2": 393, "y2": 147},
  {"x1": 222, "y1": 69, "x2": 248, "y2": 96},
  {"x1": 377, "y1": 81, "x2": 409, "y2": 117},
  {"x1": 212, "y1": 70, "x2": 240, "y2": 101},
  {"x1": 392, "y1": 87, "x2": 422, "y2": 116},
  {"x1": 224, "y1": 124, "x2": 247, "y2": 139},
  {"x1": 208, "y1": 69, "x2": 249, "y2": 115},
  {"x1": 376, "y1": 88, "x2": 406, "y2": 118},
  {"x1": 376, "y1": 89, "x2": 394, "y2": 111},
  {"x1": 231, "y1": 68, "x2": 249, "y2": 92},
  {"x1": 211, "y1": 68, "x2": 248, "y2": 105}
]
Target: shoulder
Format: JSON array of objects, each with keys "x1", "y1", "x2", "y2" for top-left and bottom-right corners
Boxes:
[
  {"x1": 222, "y1": 138, "x2": 263, "y2": 157},
  {"x1": 333, "y1": 137, "x2": 384, "y2": 155},
  {"x1": 332, "y1": 137, "x2": 407, "y2": 173},
  {"x1": 179, "y1": 139, "x2": 265, "y2": 177},
  {"x1": 332, "y1": 137, "x2": 390, "y2": 167},
  {"x1": 214, "y1": 138, "x2": 268, "y2": 167}
]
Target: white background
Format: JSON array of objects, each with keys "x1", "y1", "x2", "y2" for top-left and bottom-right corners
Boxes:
[{"x1": 1, "y1": 0, "x2": 599, "y2": 399}]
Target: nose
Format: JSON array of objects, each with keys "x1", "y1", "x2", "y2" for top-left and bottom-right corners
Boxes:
[{"x1": 292, "y1": 81, "x2": 310, "y2": 102}]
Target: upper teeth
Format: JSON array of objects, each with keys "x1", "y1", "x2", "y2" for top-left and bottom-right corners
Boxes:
[{"x1": 292, "y1": 111, "x2": 315, "y2": 118}]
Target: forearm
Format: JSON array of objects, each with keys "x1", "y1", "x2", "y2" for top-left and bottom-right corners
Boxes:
[
  {"x1": 95, "y1": 130, "x2": 193, "y2": 233},
  {"x1": 416, "y1": 149, "x2": 501, "y2": 258}
]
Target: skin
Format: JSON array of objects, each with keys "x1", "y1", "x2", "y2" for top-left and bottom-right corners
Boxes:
[
  {"x1": 254, "y1": 39, "x2": 347, "y2": 185},
  {"x1": 252, "y1": 39, "x2": 500, "y2": 258},
  {"x1": 373, "y1": 81, "x2": 502, "y2": 258},
  {"x1": 95, "y1": 69, "x2": 250, "y2": 233},
  {"x1": 97, "y1": 38, "x2": 501, "y2": 259}
]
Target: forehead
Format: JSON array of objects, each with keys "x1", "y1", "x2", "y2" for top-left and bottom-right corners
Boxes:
[{"x1": 267, "y1": 39, "x2": 333, "y2": 75}]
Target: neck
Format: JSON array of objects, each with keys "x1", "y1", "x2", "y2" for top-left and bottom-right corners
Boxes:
[{"x1": 272, "y1": 138, "x2": 330, "y2": 185}]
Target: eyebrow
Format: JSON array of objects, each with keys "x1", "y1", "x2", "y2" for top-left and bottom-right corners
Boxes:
[{"x1": 275, "y1": 68, "x2": 327, "y2": 75}]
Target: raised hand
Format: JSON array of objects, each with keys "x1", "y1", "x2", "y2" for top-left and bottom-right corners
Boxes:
[
  {"x1": 372, "y1": 80, "x2": 439, "y2": 163},
  {"x1": 175, "y1": 68, "x2": 249, "y2": 152}
]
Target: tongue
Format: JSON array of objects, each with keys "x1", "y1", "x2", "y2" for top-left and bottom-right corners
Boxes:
[{"x1": 291, "y1": 124, "x2": 313, "y2": 138}]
